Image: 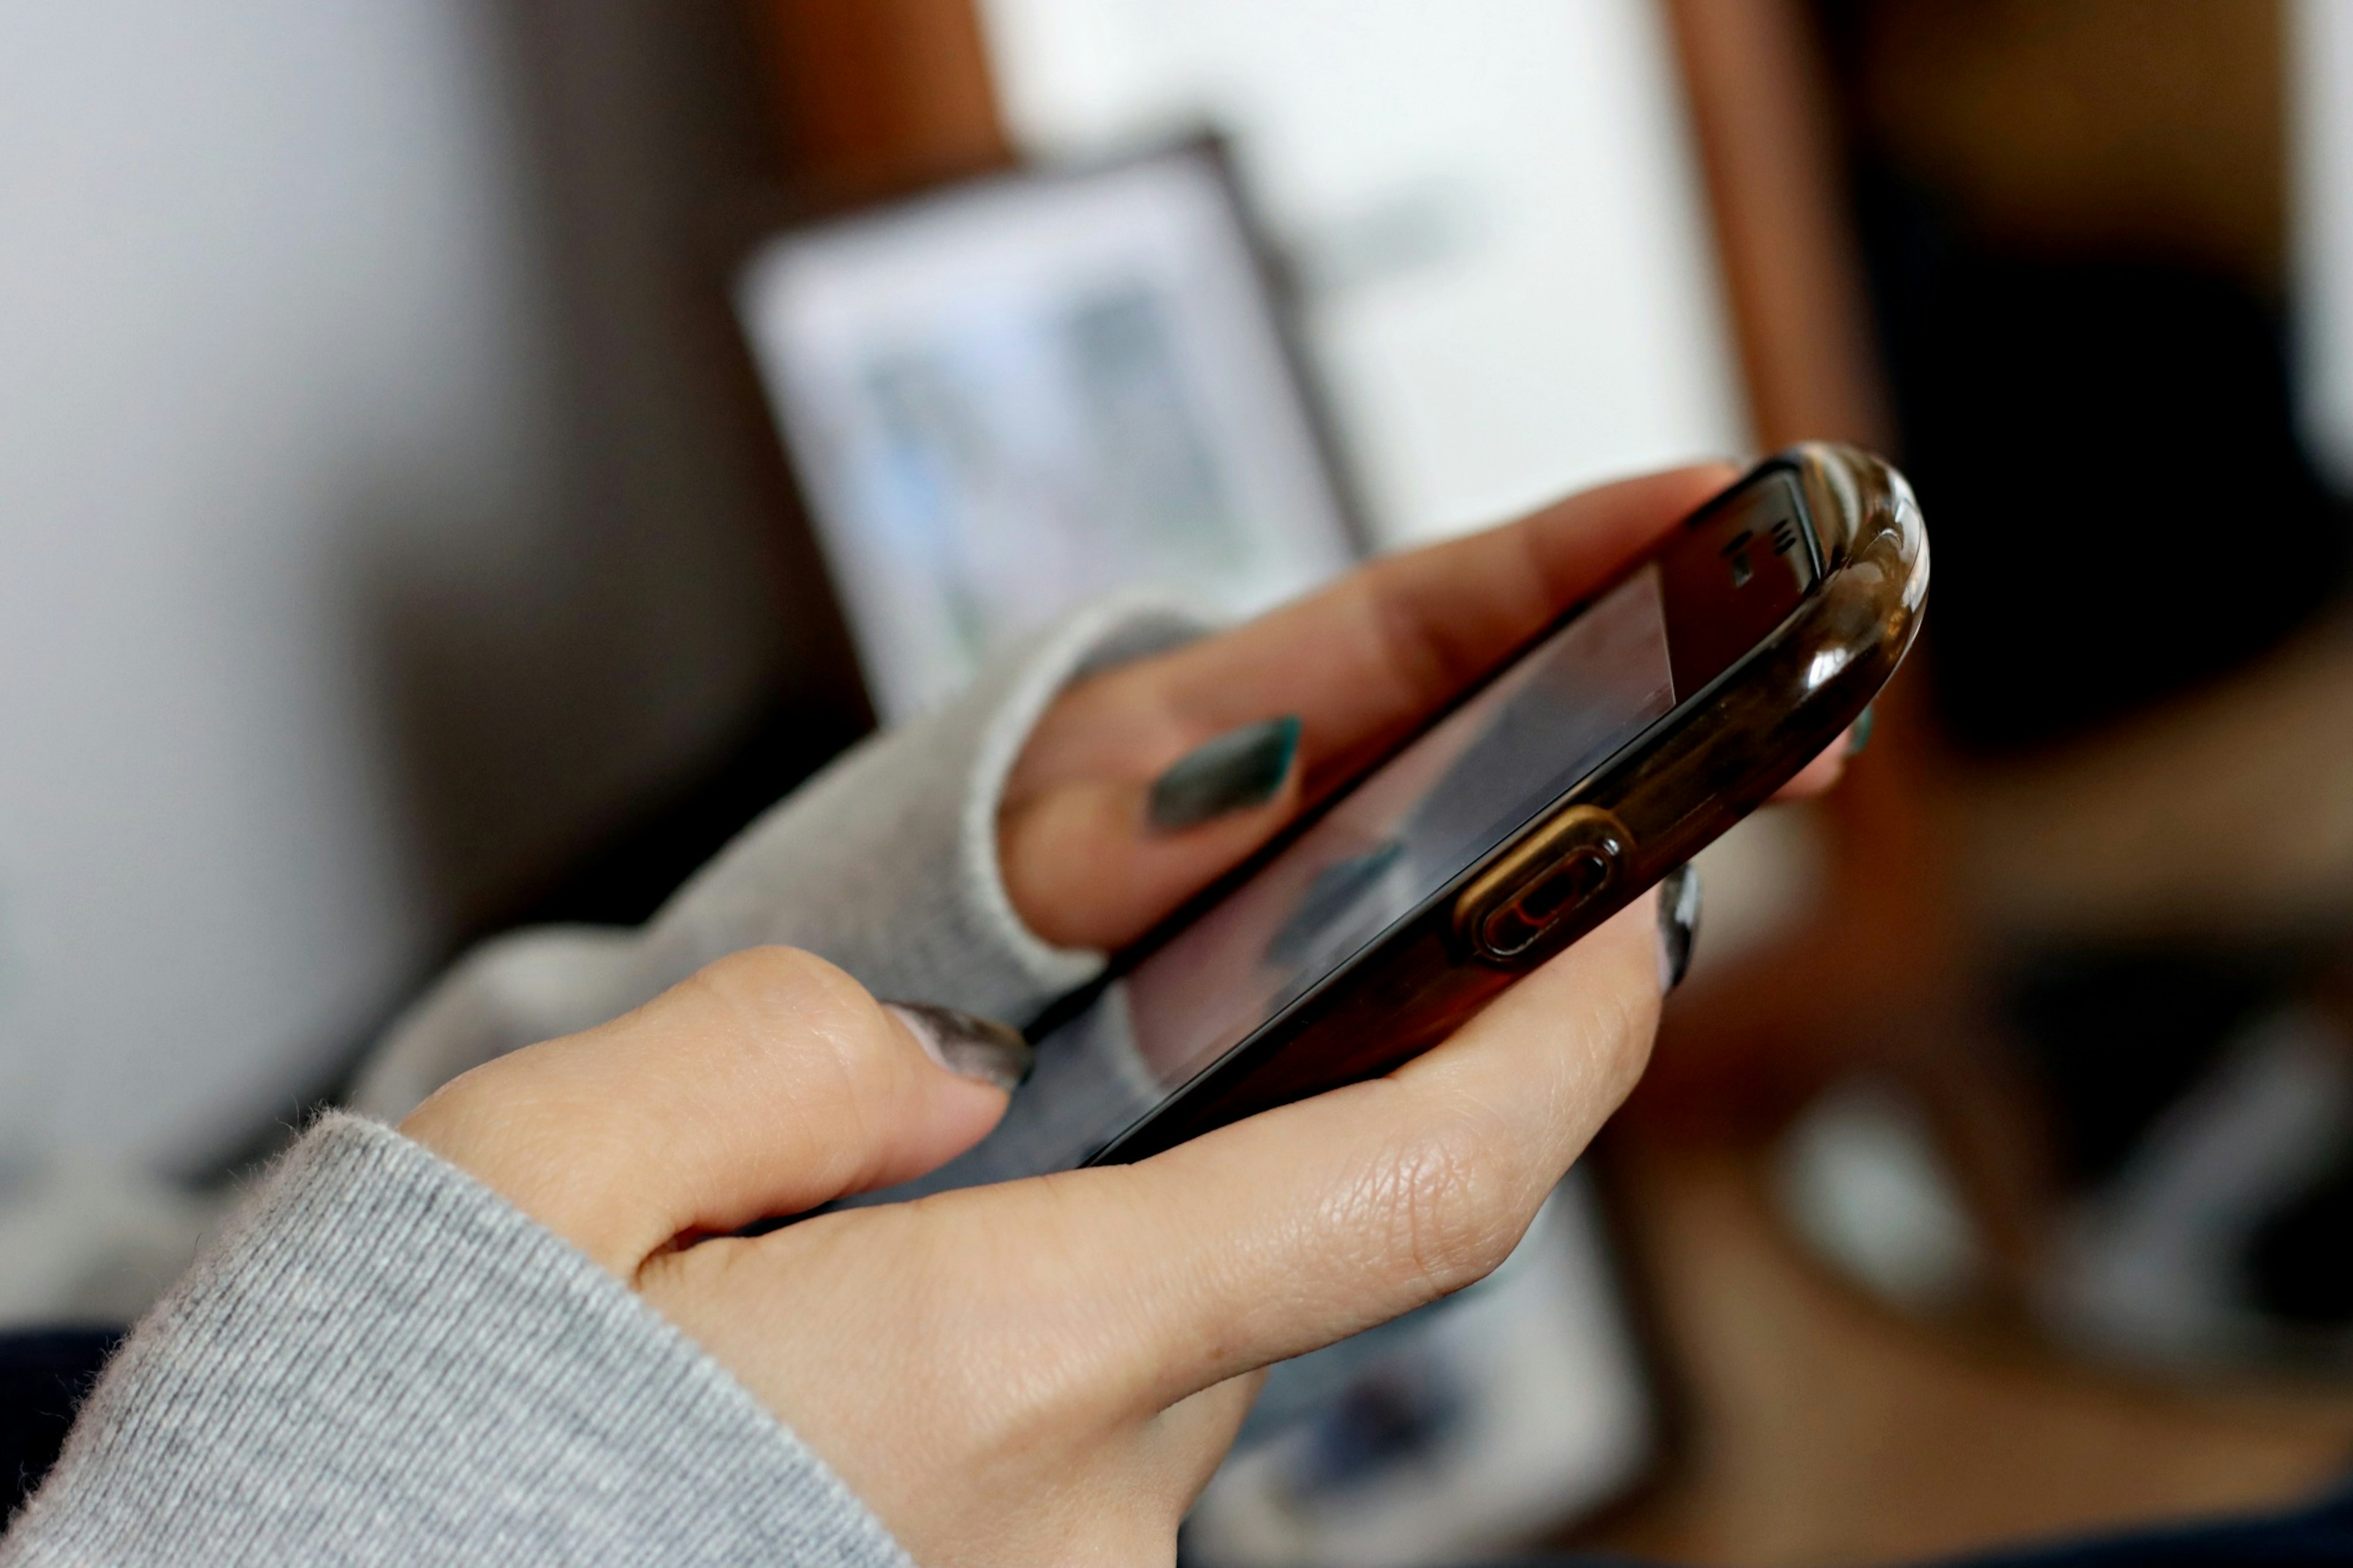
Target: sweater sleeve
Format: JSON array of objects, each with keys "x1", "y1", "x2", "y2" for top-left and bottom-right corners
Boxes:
[
  {"x1": 1, "y1": 1115, "x2": 909, "y2": 1568},
  {"x1": 350, "y1": 596, "x2": 1206, "y2": 1122}
]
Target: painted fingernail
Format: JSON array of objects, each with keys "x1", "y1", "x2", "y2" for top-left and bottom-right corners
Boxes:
[
  {"x1": 1657, "y1": 864, "x2": 1702, "y2": 993},
  {"x1": 1147, "y1": 716, "x2": 1303, "y2": 831},
  {"x1": 1846, "y1": 704, "x2": 1876, "y2": 757},
  {"x1": 884, "y1": 1002, "x2": 1034, "y2": 1093}
]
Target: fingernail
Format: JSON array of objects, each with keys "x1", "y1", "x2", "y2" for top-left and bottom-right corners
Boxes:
[
  {"x1": 884, "y1": 1002, "x2": 1033, "y2": 1093},
  {"x1": 1846, "y1": 704, "x2": 1876, "y2": 757},
  {"x1": 1657, "y1": 864, "x2": 1702, "y2": 993},
  {"x1": 1147, "y1": 716, "x2": 1302, "y2": 831}
]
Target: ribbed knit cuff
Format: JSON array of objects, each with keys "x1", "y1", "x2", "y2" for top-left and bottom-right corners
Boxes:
[
  {"x1": 4, "y1": 1115, "x2": 909, "y2": 1568},
  {"x1": 640, "y1": 592, "x2": 1208, "y2": 1025}
]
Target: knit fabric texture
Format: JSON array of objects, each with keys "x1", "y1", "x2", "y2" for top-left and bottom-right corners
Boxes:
[
  {"x1": 4, "y1": 601, "x2": 1204, "y2": 1564},
  {"x1": 1, "y1": 1115, "x2": 911, "y2": 1567}
]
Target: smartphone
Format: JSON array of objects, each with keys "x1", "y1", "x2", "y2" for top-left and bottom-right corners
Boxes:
[{"x1": 873, "y1": 444, "x2": 1927, "y2": 1196}]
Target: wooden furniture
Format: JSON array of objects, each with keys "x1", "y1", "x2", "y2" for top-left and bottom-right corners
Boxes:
[{"x1": 747, "y1": 0, "x2": 1011, "y2": 206}]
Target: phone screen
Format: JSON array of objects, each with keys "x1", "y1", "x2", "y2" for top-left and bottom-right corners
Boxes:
[{"x1": 1119, "y1": 565, "x2": 1675, "y2": 1094}]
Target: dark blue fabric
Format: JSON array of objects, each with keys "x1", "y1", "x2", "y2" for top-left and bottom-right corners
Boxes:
[{"x1": 1, "y1": 1327, "x2": 122, "y2": 1516}]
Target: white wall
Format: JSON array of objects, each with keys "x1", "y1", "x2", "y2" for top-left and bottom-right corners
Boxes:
[
  {"x1": 977, "y1": 0, "x2": 1751, "y2": 548},
  {"x1": 2294, "y1": 0, "x2": 2353, "y2": 494},
  {"x1": 0, "y1": 4, "x2": 786, "y2": 1165}
]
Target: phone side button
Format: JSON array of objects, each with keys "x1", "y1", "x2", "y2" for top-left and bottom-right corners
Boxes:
[
  {"x1": 1480, "y1": 905, "x2": 1550, "y2": 958},
  {"x1": 1455, "y1": 805, "x2": 1633, "y2": 961},
  {"x1": 1476, "y1": 845, "x2": 1619, "y2": 958},
  {"x1": 1519, "y1": 846, "x2": 1613, "y2": 921}
]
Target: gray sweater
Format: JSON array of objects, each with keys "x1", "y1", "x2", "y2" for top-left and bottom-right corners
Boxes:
[{"x1": 1, "y1": 599, "x2": 1203, "y2": 1567}]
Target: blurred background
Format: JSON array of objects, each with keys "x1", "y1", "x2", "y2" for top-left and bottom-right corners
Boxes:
[{"x1": 7, "y1": 1, "x2": 2353, "y2": 1562}]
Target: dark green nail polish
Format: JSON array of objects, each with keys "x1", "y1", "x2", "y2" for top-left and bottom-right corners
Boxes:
[
  {"x1": 1148, "y1": 716, "x2": 1302, "y2": 831},
  {"x1": 1846, "y1": 704, "x2": 1876, "y2": 757}
]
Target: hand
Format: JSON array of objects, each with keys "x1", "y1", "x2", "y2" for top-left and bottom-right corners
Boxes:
[
  {"x1": 404, "y1": 909, "x2": 1661, "y2": 1566},
  {"x1": 999, "y1": 462, "x2": 1848, "y2": 951},
  {"x1": 402, "y1": 465, "x2": 1847, "y2": 1565}
]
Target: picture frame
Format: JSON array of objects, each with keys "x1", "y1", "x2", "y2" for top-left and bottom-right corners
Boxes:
[{"x1": 737, "y1": 140, "x2": 1364, "y2": 721}]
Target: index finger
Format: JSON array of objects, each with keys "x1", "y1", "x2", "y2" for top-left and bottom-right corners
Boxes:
[{"x1": 1015, "y1": 464, "x2": 1738, "y2": 800}]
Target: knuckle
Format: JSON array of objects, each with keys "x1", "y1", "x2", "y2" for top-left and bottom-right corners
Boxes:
[
  {"x1": 695, "y1": 944, "x2": 848, "y2": 1009},
  {"x1": 670, "y1": 947, "x2": 903, "y2": 1119},
  {"x1": 1366, "y1": 1107, "x2": 1535, "y2": 1301},
  {"x1": 687, "y1": 947, "x2": 880, "y2": 1048}
]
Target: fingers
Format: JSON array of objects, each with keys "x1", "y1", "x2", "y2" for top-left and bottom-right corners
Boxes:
[
  {"x1": 1105, "y1": 896, "x2": 1664, "y2": 1397},
  {"x1": 634, "y1": 909, "x2": 1657, "y2": 1555},
  {"x1": 1004, "y1": 464, "x2": 1738, "y2": 949},
  {"x1": 1031, "y1": 466, "x2": 1733, "y2": 795},
  {"x1": 1265, "y1": 466, "x2": 1738, "y2": 788},
  {"x1": 854, "y1": 895, "x2": 1662, "y2": 1412},
  {"x1": 1002, "y1": 765, "x2": 1303, "y2": 950},
  {"x1": 400, "y1": 947, "x2": 1015, "y2": 1275}
]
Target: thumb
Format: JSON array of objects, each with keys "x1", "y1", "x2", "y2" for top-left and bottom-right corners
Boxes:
[{"x1": 401, "y1": 947, "x2": 1025, "y2": 1275}]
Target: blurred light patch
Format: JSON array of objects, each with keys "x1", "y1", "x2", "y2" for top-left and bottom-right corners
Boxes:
[{"x1": 976, "y1": 0, "x2": 1750, "y2": 546}]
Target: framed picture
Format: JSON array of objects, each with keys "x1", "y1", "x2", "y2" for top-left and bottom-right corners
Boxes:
[{"x1": 737, "y1": 142, "x2": 1362, "y2": 722}]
